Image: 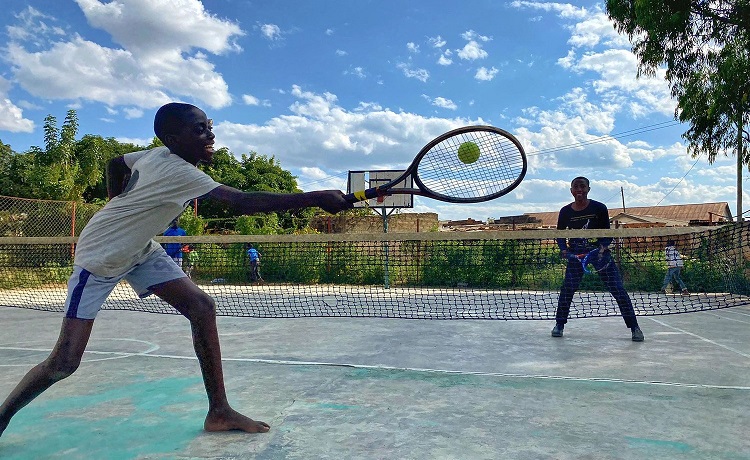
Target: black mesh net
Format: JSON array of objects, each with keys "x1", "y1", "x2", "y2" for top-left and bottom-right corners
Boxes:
[{"x1": 1, "y1": 224, "x2": 748, "y2": 319}]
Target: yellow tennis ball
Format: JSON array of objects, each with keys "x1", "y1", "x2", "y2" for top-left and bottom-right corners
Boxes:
[{"x1": 457, "y1": 141, "x2": 480, "y2": 164}]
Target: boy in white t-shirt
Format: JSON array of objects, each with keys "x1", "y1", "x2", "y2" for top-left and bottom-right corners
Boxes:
[
  {"x1": 0, "y1": 103, "x2": 352, "y2": 437},
  {"x1": 661, "y1": 239, "x2": 689, "y2": 295}
]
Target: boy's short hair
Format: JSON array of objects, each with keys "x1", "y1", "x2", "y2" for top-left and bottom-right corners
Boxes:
[
  {"x1": 667, "y1": 240, "x2": 675, "y2": 246},
  {"x1": 154, "y1": 102, "x2": 199, "y2": 143},
  {"x1": 571, "y1": 176, "x2": 590, "y2": 187}
]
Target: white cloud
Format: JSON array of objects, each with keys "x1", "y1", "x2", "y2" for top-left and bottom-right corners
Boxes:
[
  {"x1": 123, "y1": 107, "x2": 143, "y2": 119},
  {"x1": 457, "y1": 41, "x2": 488, "y2": 60},
  {"x1": 3, "y1": 0, "x2": 242, "y2": 110},
  {"x1": 563, "y1": 49, "x2": 674, "y2": 117},
  {"x1": 567, "y1": 11, "x2": 631, "y2": 49},
  {"x1": 260, "y1": 23, "x2": 282, "y2": 41},
  {"x1": 114, "y1": 136, "x2": 152, "y2": 147},
  {"x1": 422, "y1": 95, "x2": 457, "y2": 110},
  {"x1": 0, "y1": 98, "x2": 35, "y2": 134},
  {"x1": 7, "y1": 6, "x2": 65, "y2": 45},
  {"x1": 243, "y1": 94, "x2": 260, "y2": 105},
  {"x1": 335, "y1": 49, "x2": 348, "y2": 56},
  {"x1": 244, "y1": 95, "x2": 276, "y2": 109},
  {"x1": 0, "y1": 75, "x2": 34, "y2": 133},
  {"x1": 429, "y1": 35, "x2": 446, "y2": 48},
  {"x1": 345, "y1": 66, "x2": 367, "y2": 79},
  {"x1": 215, "y1": 86, "x2": 484, "y2": 177},
  {"x1": 509, "y1": 1, "x2": 589, "y2": 20},
  {"x1": 407, "y1": 42, "x2": 419, "y2": 53},
  {"x1": 437, "y1": 50, "x2": 453, "y2": 66},
  {"x1": 76, "y1": 0, "x2": 244, "y2": 56},
  {"x1": 475, "y1": 66, "x2": 498, "y2": 81},
  {"x1": 17, "y1": 100, "x2": 43, "y2": 110},
  {"x1": 513, "y1": 88, "x2": 635, "y2": 173},
  {"x1": 461, "y1": 30, "x2": 491, "y2": 42},
  {"x1": 396, "y1": 63, "x2": 429, "y2": 82}
]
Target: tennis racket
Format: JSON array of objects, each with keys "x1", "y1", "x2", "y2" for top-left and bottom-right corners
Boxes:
[
  {"x1": 567, "y1": 249, "x2": 612, "y2": 274},
  {"x1": 344, "y1": 126, "x2": 527, "y2": 204}
]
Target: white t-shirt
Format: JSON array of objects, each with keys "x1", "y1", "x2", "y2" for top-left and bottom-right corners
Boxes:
[
  {"x1": 665, "y1": 246, "x2": 684, "y2": 268},
  {"x1": 75, "y1": 147, "x2": 220, "y2": 276}
]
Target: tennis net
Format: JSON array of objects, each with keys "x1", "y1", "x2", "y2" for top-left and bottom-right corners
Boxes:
[{"x1": 1, "y1": 224, "x2": 748, "y2": 319}]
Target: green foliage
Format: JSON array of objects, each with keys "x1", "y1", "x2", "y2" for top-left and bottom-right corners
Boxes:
[
  {"x1": 235, "y1": 214, "x2": 282, "y2": 235},
  {"x1": 1, "y1": 111, "x2": 136, "y2": 202},
  {"x1": 0, "y1": 110, "x2": 322, "y2": 234},
  {"x1": 81, "y1": 136, "x2": 145, "y2": 202},
  {"x1": 606, "y1": 0, "x2": 750, "y2": 166},
  {"x1": 0, "y1": 244, "x2": 73, "y2": 288},
  {"x1": 177, "y1": 208, "x2": 207, "y2": 235},
  {"x1": 199, "y1": 149, "x2": 320, "y2": 232},
  {"x1": 678, "y1": 39, "x2": 750, "y2": 164}
]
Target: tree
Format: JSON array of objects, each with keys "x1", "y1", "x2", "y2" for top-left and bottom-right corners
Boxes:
[
  {"x1": 17, "y1": 110, "x2": 91, "y2": 201},
  {"x1": 607, "y1": 0, "x2": 750, "y2": 218},
  {"x1": 81, "y1": 136, "x2": 146, "y2": 202},
  {"x1": 678, "y1": 39, "x2": 750, "y2": 163},
  {"x1": 198, "y1": 149, "x2": 317, "y2": 232}
]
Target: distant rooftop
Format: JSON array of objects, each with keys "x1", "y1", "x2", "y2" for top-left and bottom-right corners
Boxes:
[
  {"x1": 525, "y1": 202, "x2": 732, "y2": 228},
  {"x1": 440, "y1": 202, "x2": 733, "y2": 231}
]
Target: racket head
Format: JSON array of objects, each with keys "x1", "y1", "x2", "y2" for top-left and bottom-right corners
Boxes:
[
  {"x1": 407, "y1": 126, "x2": 527, "y2": 203},
  {"x1": 582, "y1": 248, "x2": 611, "y2": 274}
]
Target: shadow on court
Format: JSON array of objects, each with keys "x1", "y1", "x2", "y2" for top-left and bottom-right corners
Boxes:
[{"x1": 0, "y1": 306, "x2": 748, "y2": 460}]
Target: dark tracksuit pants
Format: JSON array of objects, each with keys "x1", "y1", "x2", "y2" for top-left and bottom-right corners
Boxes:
[{"x1": 556, "y1": 257, "x2": 639, "y2": 328}]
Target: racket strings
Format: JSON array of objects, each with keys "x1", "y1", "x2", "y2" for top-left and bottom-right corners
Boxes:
[{"x1": 417, "y1": 130, "x2": 525, "y2": 200}]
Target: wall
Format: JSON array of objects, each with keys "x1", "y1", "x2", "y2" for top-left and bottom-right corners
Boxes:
[{"x1": 311, "y1": 212, "x2": 439, "y2": 233}]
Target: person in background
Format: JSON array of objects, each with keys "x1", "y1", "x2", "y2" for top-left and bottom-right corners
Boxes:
[
  {"x1": 247, "y1": 245, "x2": 262, "y2": 282},
  {"x1": 163, "y1": 219, "x2": 187, "y2": 267},
  {"x1": 661, "y1": 239, "x2": 689, "y2": 295},
  {"x1": 183, "y1": 244, "x2": 198, "y2": 279}
]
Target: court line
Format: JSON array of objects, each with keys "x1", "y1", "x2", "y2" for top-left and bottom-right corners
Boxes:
[
  {"x1": 0, "y1": 338, "x2": 160, "y2": 366},
  {"x1": 2, "y1": 345, "x2": 747, "y2": 390},
  {"x1": 701, "y1": 311, "x2": 750, "y2": 324},
  {"x1": 57, "y1": 349, "x2": 746, "y2": 392},
  {"x1": 647, "y1": 317, "x2": 750, "y2": 359}
]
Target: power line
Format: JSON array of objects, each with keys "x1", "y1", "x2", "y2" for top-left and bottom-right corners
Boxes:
[
  {"x1": 525, "y1": 120, "x2": 681, "y2": 157},
  {"x1": 297, "y1": 119, "x2": 684, "y2": 190},
  {"x1": 655, "y1": 153, "x2": 703, "y2": 206}
]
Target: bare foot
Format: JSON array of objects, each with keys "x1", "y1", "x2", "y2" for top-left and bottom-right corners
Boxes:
[{"x1": 204, "y1": 407, "x2": 270, "y2": 433}]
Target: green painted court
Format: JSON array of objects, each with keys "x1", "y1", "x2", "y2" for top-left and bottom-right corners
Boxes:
[{"x1": 1, "y1": 304, "x2": 748, "y2": 459}]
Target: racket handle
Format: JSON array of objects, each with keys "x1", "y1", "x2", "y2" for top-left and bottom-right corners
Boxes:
[{"x1": 344, "y1": 188, "x2": 381, "y2": 203}]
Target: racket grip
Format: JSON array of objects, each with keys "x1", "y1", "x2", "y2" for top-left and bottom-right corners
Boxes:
[{"x1": 344, "y1": 188, "x2": 381, "y2": 203}]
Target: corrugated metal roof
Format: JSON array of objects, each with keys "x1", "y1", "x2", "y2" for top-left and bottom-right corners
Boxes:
[{"x1": 524, "y1": 202, "x2": 732, "y2": 227}]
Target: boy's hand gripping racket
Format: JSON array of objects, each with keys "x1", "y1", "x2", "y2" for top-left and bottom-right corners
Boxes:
[
  {"x1": 568, "y1": 249, "x2": 612, "y2": 274},
  {"x1": 344, "y1": 126, "x2": 527, "y2": 204}
]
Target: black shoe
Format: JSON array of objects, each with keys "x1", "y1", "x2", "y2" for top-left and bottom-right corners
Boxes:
[
  {"x1": 551, "y1": 325, "x2": 563, "y2": 337},
  {"x1": 631, "y1": 327, "x2": 644, "y2": 342}
]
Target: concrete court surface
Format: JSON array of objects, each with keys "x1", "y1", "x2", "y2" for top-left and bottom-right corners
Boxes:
[{"x1": 0, "y1": 305, "x2": 748, "y2": 460}]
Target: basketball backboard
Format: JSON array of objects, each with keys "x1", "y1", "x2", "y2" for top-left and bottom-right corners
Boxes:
[{"x1": 347, "y1": 170, "x2": 414, "y2": 209}]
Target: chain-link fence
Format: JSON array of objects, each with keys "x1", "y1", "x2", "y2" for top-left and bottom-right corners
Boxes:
[{"x1": 0, "y1": 195, "x2": 102, "y2": 237}]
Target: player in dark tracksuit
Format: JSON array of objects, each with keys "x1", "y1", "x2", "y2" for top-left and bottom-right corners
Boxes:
[{"x1": 553, "y1": 176, "x2": 644, "y2": 342}]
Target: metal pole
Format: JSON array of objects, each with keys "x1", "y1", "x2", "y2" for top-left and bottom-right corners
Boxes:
[
  {"x1": 382, "y1": 208, "x2": 390, "y2": 289},
  {"x1": 738, "y1": 105, "x2": 744, "y2": 223}
]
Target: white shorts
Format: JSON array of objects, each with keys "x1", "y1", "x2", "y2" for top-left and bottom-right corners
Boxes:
[{"x1": 64, "y1": 250, "x2": 187, "y2": 320}]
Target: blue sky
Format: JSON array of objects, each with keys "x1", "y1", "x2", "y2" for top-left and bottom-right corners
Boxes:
[{"x1": 0, "y1": 0, "x2": 742, "y2": 221}]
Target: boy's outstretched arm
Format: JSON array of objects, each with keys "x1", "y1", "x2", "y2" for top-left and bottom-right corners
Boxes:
[
  {"x1": 207, "y1": 185, "x2": 353, "y2": 215},
  {"x1": 107, "y1": 156, "x2": 132, "y2": 200}
]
